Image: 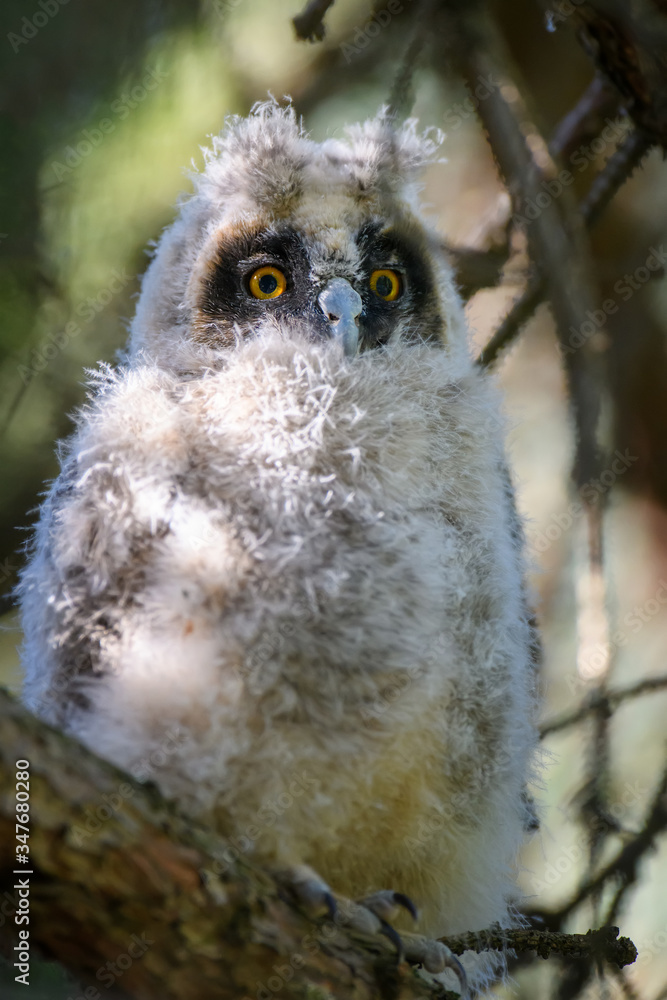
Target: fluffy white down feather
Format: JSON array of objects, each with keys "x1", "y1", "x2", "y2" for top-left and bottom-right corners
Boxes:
[
  {"x1": 21, "y1": 329, "x2": 534, "y2": 947},
  {"x1": 19, "y1": 103, "x2": 538, "y2": 991}
]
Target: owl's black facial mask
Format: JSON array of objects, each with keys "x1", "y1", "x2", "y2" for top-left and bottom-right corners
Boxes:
[
  {"x1": 195, "y1": 221, "x2": 442, "y2": 350},
  {"x1": 355, "y1": 222, "x2": 442, "y2": 347},
  {"x1": 198, "y1": 223, "x2": 315, "y2": 328}
]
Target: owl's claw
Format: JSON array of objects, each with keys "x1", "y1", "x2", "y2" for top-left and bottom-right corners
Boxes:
[
  {"x1": 378, "y1": 918, "x2": 404, "y2": 960},
  {"x1": 403, "y1": 933, "x2": 470, "y2": 998},
  {"x1": 356, "y1": 889, "x2": 418, "y2": 959},
  {"x1": 275, "y1": 864, "x2": 337, "y2": 919},
  {"x1": 275, "y1": 867, "x2": 468, "y2": 995},
  {"x1": 358, "y1": 888, "x2": 419, "y2": 923},
  {"x1": 275, "y1": 867, "x2": 418, "y2": 961},
  {"x1": 334, "y1": 894, "x2": 410, "y2": 962}
]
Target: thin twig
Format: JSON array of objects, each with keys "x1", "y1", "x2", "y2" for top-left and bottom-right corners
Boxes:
[
  {"x1": 290, "y1": 18, "x2": 390, "y2": 118},
  {"x1": 577, "y1": 128, "x2": 653, "y2": 227},
  {"x1": 0, "y1": 373, "x2": 32, "y2": 440},
  {"x1": 604, "y1": 873, "x2": 634, "y2": 929},
  {"x1": 541, "y1": 674, "x2": 667, "y2": 738},
  {"x1": 292, "y1": 0, "x2": 336, "y2": 41},
  {"x1": 587, "y1": 658, "x2": 611, "y2": 928},
  {"x1": 440, "y1": 925, "x2": 636, "y2": 969},
  {"x1": 384, "y1": 0, "x2": 433, "y2": 122},
  {"x1": 445, "y1": 242, "x2": 509, "y2": 299},
  {"x1": 476, "y1": 276, "x2": 545, "y2": 367},
  {"x1": 570, "y1": 0, "x2": 667, "y2": 145},
  {"x1": 473, "y1": 74, "x2": 617, "y2": 366},
  {"x1": 452, "y1": 7, "x2": 609, "y2": 497},
  {"x1": 476, "y1": 128, "x2": 653, "y2": 369},
  {"x1": 532, "y1": 762, "x2": 667, "y2": 928},
  {"x1": 549, "y1": 75, "x2": 620, "y2": 162}
]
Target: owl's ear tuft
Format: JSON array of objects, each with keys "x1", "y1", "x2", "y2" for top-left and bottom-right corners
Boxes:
[
  {"x1": 324, "y1": 113, "x2": 443, "y2": 200},
  {"x1": 196, "y1": 98, "x2": 309, "y2": 214}
]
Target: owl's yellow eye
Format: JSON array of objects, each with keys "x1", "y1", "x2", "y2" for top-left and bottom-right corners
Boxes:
[
  {"x1": 370, "y1": 269, "x2": 402, "y2": 301},
  {"x1": 248, "y1": 266, "x2": 287, "y2": 299}
]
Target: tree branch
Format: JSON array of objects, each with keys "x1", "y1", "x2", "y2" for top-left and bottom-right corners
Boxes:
[
  {"x1": 0, "y1": 689, "x2": 638, "y2": 997},
  {"x1": 445, "y1": 242, "x2": 509, "y2": 300},
  {"x1": 0, "y1": 688, "x2": 453, "y2": 999},
  {"x1": 441, "y1": 925, "x2": 636, "y2": 969},
  {"x1": 531, "y1": 761, "x2": 667, "y2": 930},
  {"x1": 475, "y1": 127, "x2": 652, "y2": 369},
  {"x1": 292, "y1": 0, "x2": 336, "y2": 42},
  {"x1": 540, "y1": 673, "x2": 667, "y2": 739}
]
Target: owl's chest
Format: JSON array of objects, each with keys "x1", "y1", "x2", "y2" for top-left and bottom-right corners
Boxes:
[
  {"x1": 162, "y1": 447, "x2": 454, "y2": 689},
  {"x1": 134, "y1": 369, "x2": 471, "y2": 704}
]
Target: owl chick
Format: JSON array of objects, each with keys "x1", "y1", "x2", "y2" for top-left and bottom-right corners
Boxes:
[{"x1": 19, "y1": 102, "x2": 538, "y2": 991}]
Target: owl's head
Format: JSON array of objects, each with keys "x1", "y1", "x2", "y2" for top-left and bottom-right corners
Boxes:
[{"x1": 130, "y1": 101, "x2": 467, "y2": 370}]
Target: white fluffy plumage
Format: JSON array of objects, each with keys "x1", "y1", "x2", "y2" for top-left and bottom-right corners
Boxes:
[{"x1": 19, "y1": 101, "x2": 538, "y2": 991}]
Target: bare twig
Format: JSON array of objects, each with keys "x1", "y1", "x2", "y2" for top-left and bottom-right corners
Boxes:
[
  {"x1": 601, "y1": 758, "x2": 667, "y2": 927},
  {"x1": 384, "y1": 0, "x2": 434, "y2": 122},
  {"x1": 290, "y1": 19, "x2": 390, "y2": 118},
  {"x1": 476, "y1": 127, "x2": 653, "y2": 369},
  {"x1": 472, "y1": 74, "x2": 618, "y2": 366},
  {"x1": 577, "y1": 128, "x2": 653, "y2": 227},
  {"x1": 440, "y1": 925, "x2": 636, "y2": 968},
  {"x1": 587, "y1": 657, "x2": 612, "y2": 928},
  {"x1": 292, "y1": 0, "x2": 336, "y2": 41},
  {"x1": 540, "y1": 674, "x2": 667, "y2": 739},
  {"x1": 532, "y1": 761, "x2": 667, "y2": 929},
  {"x1": 445, "y1": 242, "x2": 509, "y2": 299},
  {"x1": 476, "y1": 276, "x2": 545, "y2": 367},
  {"x1": 571, "y1": 0, "x2": 667, "y2": 145},
  {"x1": 0, "y1": 375, "x2": 32, "y2": 440},
  {"x1": 450, "y1": 5, "x2": 609, "y2": 498},
  {"x1": 549, "y1": 75, "x2": 620, "y2": 162},
  {"x1": 385, "y1": 30, "x2": 424, "y2": 123}
]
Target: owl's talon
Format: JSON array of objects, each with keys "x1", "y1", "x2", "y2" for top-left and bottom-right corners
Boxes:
[
  {"x1": 392, "y1": 891, "x2": 419, "y2": 922},
  {"x1": 358, "y1": 888, "x2": 418, "y2": 923},
  {"x1": 274, "y1": 864, "x2": 337, "y2": 919},
  {"x1": 403, "y1": 933, "x2": 470, "y2": 997},
  {"x1": 446, "y1": 952, "x2": 470, "y2": 1000},
  {"x1": 336, "y1": 900, "x2": 405, "y2": 960},
  {"x1": 322, "y1": 890, "x2": 337, "y2": 920},
  {"x1": 342, "y1": 889, "x2": 420, "y2": 962},
  {"x1": 278, "y1": 873, "x2": 469, "y2": 992},
  {"x1": 379, "y1": 918, "x2": 404, "y2": 960},
  {"x1": 283, "y1": 884, "x2": 410, "y2": 961}
]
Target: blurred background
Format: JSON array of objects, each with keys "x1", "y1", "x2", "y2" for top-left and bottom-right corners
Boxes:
[{"x1": 1, "y1": 1, "x2": 666, "y2": 997}]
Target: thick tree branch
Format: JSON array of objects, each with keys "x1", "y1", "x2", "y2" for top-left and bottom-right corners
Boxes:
[
  {"x1": 0, "y1": 688, "x2": 454, "y2": 1000},
  {"x1": 0, "y1": 689, "x2": 638, "y2": 997}
]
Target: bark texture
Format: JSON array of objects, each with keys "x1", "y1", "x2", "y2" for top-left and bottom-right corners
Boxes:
[
  {"x1": 0, "y1": 689, "x2": 636, "y2": 998},
  {"x1": 0, "y1": 688, "x2": 457, "y2": 999}
]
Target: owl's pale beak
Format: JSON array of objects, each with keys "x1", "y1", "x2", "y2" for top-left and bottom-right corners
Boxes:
[{"x1": 317, "y1": 279, "x2": 362, "y2": 357}]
